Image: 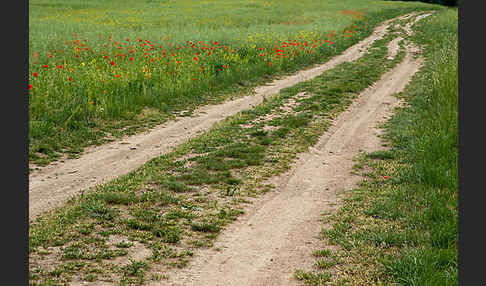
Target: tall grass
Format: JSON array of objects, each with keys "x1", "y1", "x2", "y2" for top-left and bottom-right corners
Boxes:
[
  {"x1": 298, "y1": 8, "x2": 458, "y2": 286},
  {"x1": 28, "y1": 0, "x2": 438, "y2": 165},
  {"x1": 380, "y1": 8, "x2": 458, "y2": 285}
]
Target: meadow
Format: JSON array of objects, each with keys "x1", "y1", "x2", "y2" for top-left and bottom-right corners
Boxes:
[{"x1": 29, "y1": 0, "x2": 433, "y2": 165}]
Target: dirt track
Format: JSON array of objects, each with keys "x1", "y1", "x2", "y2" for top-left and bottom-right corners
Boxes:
[
  {"x1": 28, "y1": 14, "x2": 407, "y2": 221},
  {"x1": 151, "y1": 28, "x2": 426, "y2": 286},
  {"x1": 28, "y1": 10, "x2": 435, "y2": 285}
]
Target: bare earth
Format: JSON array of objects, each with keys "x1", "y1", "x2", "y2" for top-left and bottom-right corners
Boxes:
[{"x1": 29, "y1": 14, "x2": 404, "y2": 221}]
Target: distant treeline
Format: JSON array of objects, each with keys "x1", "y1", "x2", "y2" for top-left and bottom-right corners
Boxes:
[{"x1": 386, "y1": 0, "x2": 458, "y2": 7}]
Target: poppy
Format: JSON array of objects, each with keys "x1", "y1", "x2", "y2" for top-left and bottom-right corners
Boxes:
[
  {"x1": 58, "y1": 65, "x2": 63, "y2": 69},
  {"x1": 33, "y1": 72, "x2": 37, "y2": 77},
  {"x1": 104, "y1": 56, "x2": 109, "y2": 59},
  {"x1": 110, "y1": 61, "x2": 115, "y2": 66},
  {"x1": 129, "y1": 57, "x2": 133, "y2": 61},
  {"x1": 69, "y1": 77, "x2": 72, "y2": 82},
  {"x1": 28, "y1": 84, "x2": 32, "y2": 90}
]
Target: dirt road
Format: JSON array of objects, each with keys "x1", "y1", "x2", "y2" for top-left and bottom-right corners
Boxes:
[
  {"x1": 28, "y1": 14, "x2": 408, "y2": 221},
  {"x1": 152, "y1": 37, "x2": 425, "y2": 286},
  {"x1": 144, "y1": 12, "x2": 431, "y2": 286},
  {"x1": 28, "y1": 10, "x2": 435, "y2": 286}
]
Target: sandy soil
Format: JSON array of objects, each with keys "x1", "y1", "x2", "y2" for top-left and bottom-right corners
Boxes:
[
  {"x1": 147, "y1": 14, "x2": 430, "y2": 286},
  {"x1": 387, "y1": 36, "x2": 403, "y2": 60},
  {"x1": 29, "y1": 14, "x2": 406, "y2": 221}
]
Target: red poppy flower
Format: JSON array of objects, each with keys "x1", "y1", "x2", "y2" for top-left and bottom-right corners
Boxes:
[
  {"x1": 110, "y1": 61, "x2": 115, "y2": 66},
  {"x1": 58, "y1": 65, "x2": 63, "y2": 69},
  {"x1": 28, "y1": 84, "x2": 32, "y2": 90},
  {"x1": 116, "y1": 74, "x2": 120, "y2": 78},
  {"x1": 222, "y1": 64, "x2": 227, "y2": 68},
  {"x1": 104, "y1": 56, "x2": 108, "y2": 59},
  {"x1": 193, "y1": 57, "x2": 198, "y2": 61},
  {"x1": 69, "y1": 77, "x2": 72, "y2": 82},
  {"x1": 129, "y1": 57, "x2": 133, "y2": 61},
  {"x1": 33, "y1": 72, "x2": 37, "y2": 77}
]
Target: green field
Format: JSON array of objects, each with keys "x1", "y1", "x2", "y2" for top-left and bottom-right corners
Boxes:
[
  {"x1": 29, "y1": 1, "x2": 458, "y2": 285},
  {"x1": 29, "y1": 0, "x2": 434, "y2": 166}
]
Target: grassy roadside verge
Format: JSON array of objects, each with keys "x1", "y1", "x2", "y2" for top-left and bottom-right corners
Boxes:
[
  {"x1": 295, "y1": 8, "x2": 458, "y2": 286},
  {"x1": 28, "y1": 5, "x2": 436, "y2": 168},
  {"x1": 28, "y1": 12, "x2": 422, "y2": 285}
]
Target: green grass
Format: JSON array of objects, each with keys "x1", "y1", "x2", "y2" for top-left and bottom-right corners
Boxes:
[
  {"x1": 28, "y1": 11, "x2": 423, "y2": 284},
  {"x1": 28, "y1": 0, "x2": 438, "y2": 166},
  {"x1": 299, "y1": 7, "x2": 458, "y2": 285}
]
